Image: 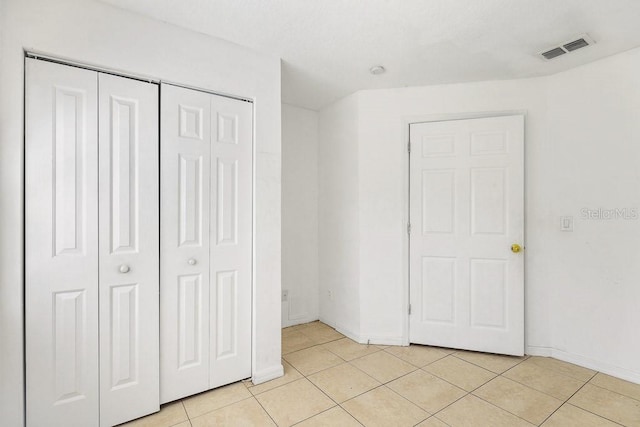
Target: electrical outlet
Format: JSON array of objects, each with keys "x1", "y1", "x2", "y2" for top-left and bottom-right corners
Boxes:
[
  {"x1": 327, "y1": 289, "x2": 333, "y2": 300},
  {"x1": 281, "y1": 290, "x2": 288, "y2": 302}
]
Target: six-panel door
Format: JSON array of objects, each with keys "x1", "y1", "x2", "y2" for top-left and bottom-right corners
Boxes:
[
  {"x1": 409, "y1": 115, "x2": 525, "y2": 356},
  {"x1": 160, "y1": 85, "x2": 212, "y2": 403},
  {"x1": 160, "y1": 84, "x2": 253, "y2": 403},
  {"x1": 209, "y1": 95, "x2": 252, "y2": 389}
]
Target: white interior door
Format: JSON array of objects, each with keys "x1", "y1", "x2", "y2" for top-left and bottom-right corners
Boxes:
[
  {"x1": 209, "y1": 94, "x2": 252, "y2": 388},
  {"x1": 160, "y1": 84, "x2": 253, "y2": 402},
  {"x1": 409, "y1": 115, "x2": 525, "y2": 356},
  {"x1": 160, "y1": 84, "x2": 212, "y2": 403},
  {"x1": 98, "y1": 73, "x2": 159, "y2": 425},
  {"x1": 26, "y1": 58, "x2": 99, "y2": 427}
]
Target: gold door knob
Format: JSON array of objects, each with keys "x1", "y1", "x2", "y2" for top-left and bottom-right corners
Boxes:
[{"x1": 511, "y1": 244, "x2": 522, "y2": 253}]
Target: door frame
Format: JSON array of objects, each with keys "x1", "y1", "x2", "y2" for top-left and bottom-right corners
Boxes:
[
  {"x1": 23, "y1": 52, "x2": 257, "y2": 405},
  {"x1": 401, "y1": 110, "x2": 528, "y2": 346}
]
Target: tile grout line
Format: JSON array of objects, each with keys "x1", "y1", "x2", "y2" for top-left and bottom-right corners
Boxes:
[
  {"x1": 425, "y1": 358, "x2": 529, "y2": 423},
  {"x1": 484, "y1": 372, "x2": 569, "y2": 401},
  {"x1": 251, "y1": 394, "x2": 281, "y2": 426},
  {"x1": 335, "y1": 403, "x2": 366, "y2": 427},
  {"x1": 535, "y1": 372, "x2": 613, "y2": 427},
  {"x1": 427, "y1": 365, "x2": 507, "y2": 421},
  {"x1": 463, "y1": 359, "x2": 591, "y2": 426},
  {"x1": 323, "y1": 340, "x2": 387, "y2": 361},
  {"x1": 283, "y1": 330, "x2": 346, "y2": 352},
  {"x1": 354, "y1": 344, "x2": 431, "y2": 380},
  {"x1": 247, "y1": 357, "x2": 305, "y2": 395},
  {"x1": 449, "y1": 351, "x2": 530, "y2": 374},
  {"x1": 554, "y1": 382, "x2": 629, "y2": 427},
  {"x1": 382, "y1": 383, "x2": 432, "y2": 424},
  {"x1": 180, "y1": 400, "x2": 189, "y2": 424},
  {"x1": 514, "y1": 358, "x2": 598, "y2": 383},
  {"x1": 312, "y1": 365, "x2": 384, "y2": 404},
  {"x1": 382, "y1": 346, "x2": 450, "y2": 368},
  {"x1": 282, "y1": 337, "x2": 344, "y2": 356},
  {"x1": 348, "y1": 352, "x2": 422, "y2": 384},
  {"x1": 586, "y1": 376, "x2": 640, "y2": 404},
  {"x1": 337, "y1": 383, "x2": 409, "y2": 426},
  {"x1": 419, "y1": 357, "x2": 497, "y2": 394},
  {"x1": 259, "y1": 324, "x2": 346, "y2": 426},
  {"x1": 547, "y1": 402, "x2": 626, "y2": 427},
  {"x1": 286, "y1": 340, "x2": 410, "y2": 385},
  {"x1": 470, "y1": 391, "x2": 544, "y2": 426},
  {"x1": 498, "y1": 360, "x2": 591, "y2": 402},
  {"x1": 285, "y1": 352, "x2": 349, "y2": 377},
  {"x1": 428, "y1": 415, "x2": 453, "y2": 427},
  {"x1": 282, "y1": 328, "x2": 347, "y2": 355},
  {"x1": 184, "y1": 394, "x2": 255, "y2": 421},
  {"x1": 430, "y1": 391, "x2": 471, "y2": 421},
  {"x1": 384, "y1": 347, "x2": 450, "y2": 366},
  {"x1": 285, "y1": 345, "x2": 359, "y2": 426},
  {"x1": 253, "y1": 374, "x2": 311, "y2": 396}
]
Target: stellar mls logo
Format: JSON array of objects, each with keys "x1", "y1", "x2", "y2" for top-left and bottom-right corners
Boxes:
[{"x1": 580, "y1": 207, "x2": 639, "y2": 220}]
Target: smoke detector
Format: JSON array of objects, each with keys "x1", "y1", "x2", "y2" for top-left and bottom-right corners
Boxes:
[
  {"x1": 369, "y1": 65, "x2": 386, "y2": 75},
  {"x1": 539, "y1": 34, "x2": 595, "y2": 61}
]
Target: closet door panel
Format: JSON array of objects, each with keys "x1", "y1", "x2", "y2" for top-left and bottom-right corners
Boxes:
[
  {"x1": 161, "y1": 84, "x2": 212, "y2": 403},
  {"x1": 210, "y1": 96, "x2": 253, "y2": 388},
  {"x1": 98, "y1": 73, "x2": 160, "y2": 426},
  {"x1": 25, "y1": 58, "x2": 99, "y2": 427}
]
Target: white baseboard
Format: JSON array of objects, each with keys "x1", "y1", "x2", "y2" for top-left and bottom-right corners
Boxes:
[
  {"x1": 282, "y1": 315, "x2": 319, "y2": 329},
  {"x1": 527, "y1": 345, "x2": 640, "y2": 385},
  {"x1": 362, "y1": 335, "x2": 406, "y2": 346},
  {"x1": 334, "y1": 323, "x2": 361, "y2": 343},
  {"x1": 525, "y1": 345, "x2": 553, "y2": 357},
  {"x1": 318, "y1": 315, "x2": 334, "y2": 328},
  {"x1": 252, "y1": 364, "x2": 284, "y2": 385},
  {"x1": 318, "y1": 316, "x2": 406, "y2": 346}
]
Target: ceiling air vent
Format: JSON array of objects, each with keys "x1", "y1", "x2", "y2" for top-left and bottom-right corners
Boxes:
[
  {"x1": 563, "y1": 38, "x2": 590, "y2": 52},
  {"x1": 539, "y1": 34, "x2": 595, "y2": 61},
  {"x1": 541, "y1": 47, "x2": 566, "y2": 60}
]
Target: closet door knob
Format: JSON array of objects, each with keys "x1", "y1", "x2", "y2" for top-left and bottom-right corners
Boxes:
[
  {"x1": 119, "y1": 264, "x2": 131, "y2": 273},
  {"x1": 188, "y1": 258, "x2": 197, "y2": 266}
]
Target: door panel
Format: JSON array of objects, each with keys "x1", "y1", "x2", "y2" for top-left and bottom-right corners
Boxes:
[
  {"x1": 409, "y1": 115, "x2": 524, "y2": 356},
  {"x1": 160, "y1": 84, "x2": 212, "y2": 403},
  {"x1": 161, "y1": 85, "x2": 252, "y2": 401},
  {"x1": 209, "y1": 95, "x2": 252, "y2": 388},
  {"x1": 98, "y1": 73, "x2": 160, "y2": 425},
  {"x1": 26, "y1": 58, "x2": 100, "y2": 427}
]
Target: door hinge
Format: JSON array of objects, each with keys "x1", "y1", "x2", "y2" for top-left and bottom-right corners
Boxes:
[
  {"x1": 407, "y1": 222, "x2": 412, "y2": 234},
  {"x1": 408, "y1": 304, "x2": 412, "y2": 315},
  {"x1": 408, "y1": 141, "x2": 411, "y2": 153}
]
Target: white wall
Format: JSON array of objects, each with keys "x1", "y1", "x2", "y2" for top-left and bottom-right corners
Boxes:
[
  {"x1": 0, "y1": 0, "x2": 282, "y2": 424},
  {"x1": 318, "y1": 94, "x2": 362, "y2": 340},
  {"x1": 540, "y1": 49, "x2": 640, "y2": 381},
  {"x1": 282, "y1": 104, "x2": 319, "y2": 327},
  {"x1": 319, "y1": 47, "x2": 640, "y2": 383}
]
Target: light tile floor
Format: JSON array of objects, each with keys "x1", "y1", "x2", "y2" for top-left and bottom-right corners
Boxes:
[{"x1": 122, "y1": 321, "x2": 640, "y2": 426}]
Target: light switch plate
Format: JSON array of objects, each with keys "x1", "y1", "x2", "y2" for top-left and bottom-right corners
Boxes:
[{"x1": 560, "y1": 216, "x2": 573, "y2": 232}]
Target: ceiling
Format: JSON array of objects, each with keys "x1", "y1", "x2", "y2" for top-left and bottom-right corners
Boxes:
[{"x1": 101, "y1": 0, "x2": 640, "y2": 110}]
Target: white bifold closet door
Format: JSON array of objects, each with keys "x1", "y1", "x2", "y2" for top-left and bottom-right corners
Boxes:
[
  {"x1": 98, "y1": 73, "x2": 160, "y2": 426},
  {"x1": 160, "y1": 83, "x2": 252, "y2": 403},
  {"x1": 25, "y1": 58, "x2": 159, "y2": 427}
]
